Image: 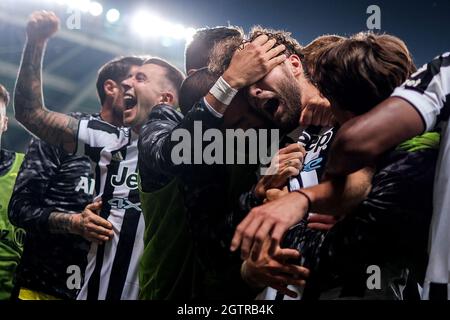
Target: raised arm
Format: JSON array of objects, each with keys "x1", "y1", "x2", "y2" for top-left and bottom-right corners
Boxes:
[
  {"x1": 205, "y1": 34, "x2": 287, "y2": 114},
  {"x1": 14, "y1": 11, "x2": 78, "y2": 154}
]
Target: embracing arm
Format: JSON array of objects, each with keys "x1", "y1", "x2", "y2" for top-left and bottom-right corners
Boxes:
[
  {"x1": 325, "y1": 97, "x2": 424, "y2": 177},
  {"x1": 14, "y1": 11, "x2": 78, "y2": 154},
  {"x1": 231, "y1": 166, "x2": 374, "y2": 260}
]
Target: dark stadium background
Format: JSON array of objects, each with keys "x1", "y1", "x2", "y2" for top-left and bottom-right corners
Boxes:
[{"x1": 1, "y1": 0, "x2": 449, "y2": 152}]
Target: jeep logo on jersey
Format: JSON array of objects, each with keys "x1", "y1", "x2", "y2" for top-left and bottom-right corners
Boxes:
[
  {"x1": 108, "y1": 198, "x2": 141, "y2": 212},
  {"x1": 307, "y1": 128, "x2": 334, "y2": 154},
  {"x1": 111, "y1": 167, "x2": 138, "y2": 190}
]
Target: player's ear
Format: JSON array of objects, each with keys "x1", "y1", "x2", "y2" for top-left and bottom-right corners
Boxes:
[
  {"x1": 104, "y1": 79, "x2": 118, "y2": 98},
  {"x1": 288, "y1": 54, "x2": 303, "y2": 77},
  {"x1": 159, "y1": 92, "x2": 174, "y2": 105}
]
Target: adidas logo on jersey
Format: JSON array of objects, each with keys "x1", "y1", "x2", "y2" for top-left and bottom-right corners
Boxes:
[{"x1": 111, "y1": 152, "x2": 124, "y2": 162}]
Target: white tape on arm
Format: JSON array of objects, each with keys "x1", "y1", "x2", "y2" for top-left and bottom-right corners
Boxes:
[{"x1": 209, "y1": 76, "x2": 238, "y2": 106}]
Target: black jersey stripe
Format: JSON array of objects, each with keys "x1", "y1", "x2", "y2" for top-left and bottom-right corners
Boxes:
[
  {"x1": 86, "y1": 145, "x2": 129, "y2": 300},
  {"x1": 85, "y1": 145, "x2": 103, "y2": 196},
  {"x1": 85, "y1": 145, "x2": 102, "y2": 163},
  {"x1": 86, "y1": 244, "x2": 106, "y2": 301},
  {"x1": 87, "y1": 120, "x2": 120, "y2": 138},
  {"x1": 436, "y1": 94, "x2": 450, "y2": 123},
  {"x1": 105, "y1": 141, "x2": 140, "y2": 300},
  {"x1": 105, "y1": 205, "x2": 141, "y2": 300},
  {"x1": 407, "y1": 54, "x2": 450, "y2": 93},
  {"x1": 429, "y1": 282, "x2": 448, "y2": 300}
]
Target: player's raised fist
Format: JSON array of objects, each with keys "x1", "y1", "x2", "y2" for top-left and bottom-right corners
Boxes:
[{"x1": 26, "y1": 11, "x2": 60, "y2": 42}]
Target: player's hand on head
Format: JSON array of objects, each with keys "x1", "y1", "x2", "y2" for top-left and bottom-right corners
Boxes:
[
  {"x1": 223, "y1": 34, "x2": 287, "y2": 90},
  {"x1": 26, "y1": 10, "x2": 60, "y2": 43}
]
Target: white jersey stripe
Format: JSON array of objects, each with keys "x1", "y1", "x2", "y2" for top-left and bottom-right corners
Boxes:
[{"x1": 75, "y1": 119, "x2": 143, "y2": 300}]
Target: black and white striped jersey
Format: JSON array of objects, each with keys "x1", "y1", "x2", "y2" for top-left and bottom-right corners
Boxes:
[
  {"x1": 257, "y1": 125, "x2": 336, "y2": 300},
  {"x1": 392, "y1": 52, "x2": 450, "y2": 300},
  {"x1": 75, "y1": 119, "x2": 144, "y2": 300}
]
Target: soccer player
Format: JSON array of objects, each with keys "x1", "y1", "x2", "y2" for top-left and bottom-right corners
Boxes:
[
  {"x1": 323, "y1": 51, "x2": 450, "y2": 300},
  {"x1": 138, "y1": 26, "x2": 247, "y2": 300},
  {"x1": 137, "y1": 31, "x2": 287, "y2": 299},
  {"x1": 14, "y1": 11, "x2": 181, "y2": 300},
  {"x1": 0, "y1": 84, "x2": 24, "y2": 300},
  {"x1": 8, "y1": 56, "x2": 144, "y2": 300}
]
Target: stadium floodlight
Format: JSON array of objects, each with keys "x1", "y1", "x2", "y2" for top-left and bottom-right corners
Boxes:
[
  {"x1": 55, "y1": 0, "x2": 69, "y2": 5},
  {"x1": 184, "y1": 27, "x2": 197, "y2": 43},
  {"x1": 89, "y1": 1, "x2": 103, "y2": 16},
  {"x1": 106, "y1": 8, "x2": 120, "y2": 23},
  {"x1": 166, "y1": 23, "x2": 186, "y2": 40},
  {"x1": 131, "y1": 9, "x2": 196, "y2": 42},
  {"x1": 131, "y1": 10, "x2": 162, "y2": 38},
  {"x1": 65, "y1": 0, "x2": 90, "y2": 12}
]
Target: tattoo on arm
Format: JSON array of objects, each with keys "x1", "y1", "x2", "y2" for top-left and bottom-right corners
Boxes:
[
  {"x1": 48, "y1": 212, "x2": 75, "y2": 234},
  {"x1": 14, "y1": 39, "x2": 78, "y2": 153}
]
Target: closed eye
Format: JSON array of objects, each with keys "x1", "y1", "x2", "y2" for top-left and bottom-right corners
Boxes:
[{"x1": 135, "y1": 72, "x2": 147, "y2": 82}]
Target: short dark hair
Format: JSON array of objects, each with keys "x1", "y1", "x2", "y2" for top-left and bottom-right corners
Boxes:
[
  {"x1": 185, "y1": 26, "x2": 243, "y2": 73},
  {"x1": 96, "y1": 56, "x2": 146, "y2": 105},
  {"x1": 207, "y1": 35, "x2": 243, "y2": 76},
  {"x1": 0, "y1": 84, "x2": 10, "y2": 106},
  {"x1": 144, "y1": 57, "x2": 186, "y2": 95},
  {"x1": 312, "y1": 32, "x2": 416, "y2": 115},
  {"x1": 179, "y1": 68, "x2": 219, "y2": 115}
]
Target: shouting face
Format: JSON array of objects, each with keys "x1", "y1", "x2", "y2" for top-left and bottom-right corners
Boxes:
[{"x1": 121, "y1": 63, "x2": 170, "y2": 129}]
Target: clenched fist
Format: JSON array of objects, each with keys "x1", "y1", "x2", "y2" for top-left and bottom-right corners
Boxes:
[
  {"x1": 299, "y1": 94, "x2": 335, "y2": 127},
  {"x1": 255, "y1": 143, "x2": 305, "y2": 200},
  {"x1": 26, "y1": 11, "x2": 60, "y2": 43}
]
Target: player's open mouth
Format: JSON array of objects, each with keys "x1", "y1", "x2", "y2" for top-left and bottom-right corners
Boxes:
[
  {"x1": 264, "y1": 98, "x2": 281, "y2": 116},
  {"x1": 124, "y1": 94, "x2": 137, "y2": 110}
]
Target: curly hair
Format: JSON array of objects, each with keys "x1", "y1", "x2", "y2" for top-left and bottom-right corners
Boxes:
[
  {"x1": 208, "y1": 26, "x2": 304, "y2": 76},
  {"x1": 248, "y1": 26, "x2": 303, "y2": 57},
  {"x1": 312, "y1": 32, "x2": 416, "y2": 115}
]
